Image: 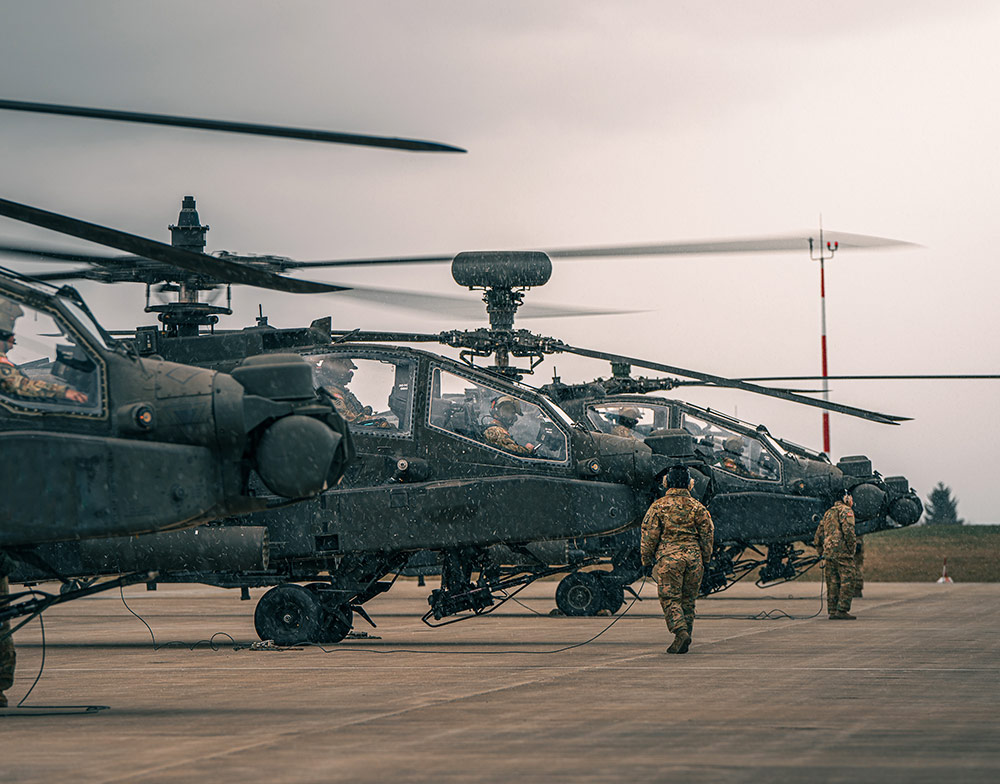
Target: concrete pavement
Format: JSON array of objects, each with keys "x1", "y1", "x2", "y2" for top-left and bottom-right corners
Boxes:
[{"x1": 1, "y1": 580, "x2": 997, "y2": 783}]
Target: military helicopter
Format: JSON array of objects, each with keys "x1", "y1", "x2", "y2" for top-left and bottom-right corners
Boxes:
[
  {"x1": 0, "y1": 99, "x2": 930, "y2": 642},
  {"x1": 0, "y1": 257, "x2": 356, "y2": 622},
  {"x1": 0, "y1": 193, "x2": 925, "y2": 644},
  {"x1": 0, "y1": 97, "x2": 467, "y2": 624}
]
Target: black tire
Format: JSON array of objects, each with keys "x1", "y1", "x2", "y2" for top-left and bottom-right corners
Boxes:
[
  {"x1": 315, "y1": 604, "x2": 354, "y2": 645},
  {"x1": 596, "y1": 575, "x2": 625, "y2": 614},
  {"x1": 303, "y1": 584, "x2": 355, "y2": 644},
  {"x1": 254, "y1": 583, "x2": 322, "y2": 645},
  {"x1": 555, "y1": 572, "x2": 604, "y2": 616}
]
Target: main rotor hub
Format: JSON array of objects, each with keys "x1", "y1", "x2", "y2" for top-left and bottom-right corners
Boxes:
[{"x1": 168, "y1": 195, "x2": 209, "y2": 253}]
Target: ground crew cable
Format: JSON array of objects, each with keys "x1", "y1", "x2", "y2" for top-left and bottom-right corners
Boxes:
[
  {"x1": 696, "y1": 576, "x2": 826, "y2": 621},
  {"x1": 0, "y1": 588, "x2": 109, "y2": 717},
  {"x1": 116, "y1": 579, "x2": 651, "y2": 656},
  {"x1": 119, "y1": 585, "x2": 239, "y2": 651}
]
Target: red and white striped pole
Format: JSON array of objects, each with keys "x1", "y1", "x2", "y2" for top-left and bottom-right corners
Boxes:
[{"x1": 810, "y1": 227, "x2": 837, "y2": 455}]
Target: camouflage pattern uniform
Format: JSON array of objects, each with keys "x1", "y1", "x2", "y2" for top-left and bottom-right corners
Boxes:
[
  {"x1": 0, "y1": 353, "x2": 71, "y2": 401},
  {"x1": 813, "y1": 500, "x2": 857, "y2": 615},
  {"x1": 0, "y1": 552, "x2": 16, "y2": 708},
  {"x1": 611, "y1": 424, "x2": 638, "y2": 439},
  {"x1": 853, "y1": 535, "x2": 865, "y2": 598},
  {"x1": 482, "y1": 420, "x2": 534, "y2": 456},
  {"x1": 640, "y1": 488, "x2": 714, "y2": 637},
  {"x1": 323, "y1": 383, "x2": 391, "y2": 428}
]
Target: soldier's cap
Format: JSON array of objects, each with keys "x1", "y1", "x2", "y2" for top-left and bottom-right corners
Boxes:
[
  {"x1": 0, "y1": 297, "x2": 24, "y2": 335},
  {"x1": 723, "y1": 436, "x2": 744, "y2": 454},
  {"x1": 619, "y1": 406, "x2": 641, "y2": 420},
  {"x1": 323, "y1": 356, "x2": 357, "y2": 370},
  {"x1": 664, "y1": 465, "x2": 691, "y2": 488},
  {"x1": 492, "y1": 395, "x2": 523, "y2": 415}
]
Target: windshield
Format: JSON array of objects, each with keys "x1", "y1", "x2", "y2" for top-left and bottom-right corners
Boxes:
[
  {"x1": 429, "y1": 366, "x2": 569, "y2": 461},
  {"x1": 586, "y1": 401, "x2": 672, "y2": 440},
  {"x1": 682, "y1": 412, "x2": 781, "y2": 481},
  {"x1": 312, "y1": 352, "x2": 417, "y2": 437},
  {"x1": 0, "y1": 295, "x2": 105, "y2": 416}
]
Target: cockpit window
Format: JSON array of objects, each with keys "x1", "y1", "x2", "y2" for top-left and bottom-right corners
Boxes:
[
  {"x1": 429, "y1": 367, "x2": 568, "y2": 461},
  {"x1": 586, "y1": 402, "x2": 671, "y2": 440},
  {"x1": 312, "y1": 353, "x2": 416, "y2": 437},
  {"x1": 0, "y1": 296, "x2": 104, "y2": 416},
  {"x1": 682, "y1": 412, "x2": 780, "y2": 481}
]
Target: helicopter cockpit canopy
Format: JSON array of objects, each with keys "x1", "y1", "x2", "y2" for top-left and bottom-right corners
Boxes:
[
  {"x1": 0, "y1": 291, "x2": 104, "y2": 416},
  {"x1": 587, "y1": 401, "x2": 670, "y2": 439},
  {"x1": 681, "y1": 411, "x2": 780, "y2": 481},
  {"x1": 311, "y1": 351, "x2": 417, "y2": 437},
  {"x1": 429, "y1": 366, "x2": 569, "y2": 462},
  {"x1": 585, "y1": 399, "x2": 781, "y2": 481}
]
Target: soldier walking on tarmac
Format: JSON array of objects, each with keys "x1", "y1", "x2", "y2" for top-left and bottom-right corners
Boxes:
[
  {"x1": 640, "y1": 465, "x2": 714, "y2": 654},
  {"x1": 814, "y1": 490, "x2": 858, "y2": 619}
]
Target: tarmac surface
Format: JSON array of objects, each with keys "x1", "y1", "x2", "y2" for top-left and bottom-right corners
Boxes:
[{"x1": 1, "y1": 579, "x2": 998, "y2": 783}]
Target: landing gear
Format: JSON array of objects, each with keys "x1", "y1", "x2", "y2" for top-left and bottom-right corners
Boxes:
[
  {"x1": 253, "y1": 583, "x2": 356, "y2": 645},
  {"x1": 305, "y1": 583, "x2": 354, "y2": 645},
  {"x1": 253, "y1": 584, "x2": 319, "y2": 645},
  {"x1": 555, "y1": 571, "x2": 624, "y2": 616}
]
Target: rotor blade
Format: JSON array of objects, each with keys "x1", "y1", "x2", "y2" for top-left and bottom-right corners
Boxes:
[
  {"x1": 0, "y1": 240, "x2": 127, "y2": 263},
  {"x1": 0, "y1": 198, "x2": 348, "y2": 294},
  {"x1": 335, "y1": 285, "x2": 639, "y2": 320},
  {"x1": 19, "y1": 269, "x2": 93, "y2": 283},
  {"x1": 740, "y1": 375, "x2": 1000, "y2": 381},
  {"x1": 0, "y1": 99, "x2": 466, "y2": 153},
  {"x1": 282, "y1": 255, "x2": 455, "y2": 270},
  {"x1": 542, "y1": 231, "x2": 916, "y2": 259},
  {"x1": 557, "y1": 343, "x2": 910, "y2": 424},
  {"x1": 276, "y1": 230, "x2": 914, "y2": 270}
]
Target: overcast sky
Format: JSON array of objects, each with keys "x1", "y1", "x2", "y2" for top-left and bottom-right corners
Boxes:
[{"x1": 1, "y1": 1, "x2": 997, "y2": 520}]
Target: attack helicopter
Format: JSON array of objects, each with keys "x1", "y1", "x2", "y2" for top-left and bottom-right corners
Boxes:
[
  {"x1": 0, "y1": 192, "x2": 925, "y2": 644},
  {"x1": 0, "y1": 97, "x2": 466, "y2": 624}
]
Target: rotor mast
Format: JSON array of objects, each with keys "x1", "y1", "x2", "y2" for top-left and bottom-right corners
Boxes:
[{"x1": 147, "y1": 196, "x2": 233, "y2": 337}]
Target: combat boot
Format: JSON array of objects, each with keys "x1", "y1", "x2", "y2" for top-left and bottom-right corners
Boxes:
[
  {"x1": 830, "y1": 611, "x2": 857, "y2": 620},
  {"x1": 0, "y1": 691, "x2": 7, "y2": 708},
  {"x1": 667, "y1": 630, "x2": 690, "y2": 654}
]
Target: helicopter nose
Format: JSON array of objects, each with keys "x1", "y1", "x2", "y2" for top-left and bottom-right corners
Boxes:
[
  {"x1": 849, "y1": 481, "x2": 887, "y2": 522},
  {"x1": 229, "y1": 353, "x2": 354, "y2": 497},
  {"x1": 254, "y1": 415, "x2": 343, "y2": 497}
]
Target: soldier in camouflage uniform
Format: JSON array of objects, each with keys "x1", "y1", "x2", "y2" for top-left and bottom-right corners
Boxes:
[
  {"x1": 0, "y1": 299, "x2": 87, "y2": 404},
  {"x1": 317, "y1": 357, "x2": 391, "y2": 428},
  {"x1": 813, "y1": 491, "x2": 858, "y2": 619},
  {"x1": 717, "y1": 436, "x2": 753, "y2": 478},
  {"x1": 0, "y1": 551, "x2": 17, "y2": 708},
  {"x1": 612, "y1": 407, "x2": 641, "y2": 439},
  {"x1": 640, "y1": 465, "x2": 714, "y2": 654},
  {"x1": 482, "y1": 396, "x2": 536, "y2": 456}
]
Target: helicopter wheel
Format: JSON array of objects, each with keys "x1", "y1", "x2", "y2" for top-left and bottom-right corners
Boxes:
[
  {"x1": 555, "y1": 571, "x2": 606, "y2": 616},
  {"x1": 304, "y1": 583, "x2": 354, "y2": 644},
  {"x1": 253, "y1": 584, "x2": 321, "y2": 645},
  {"x1": 595, "y1": 574, "x2": 625, "y2": 614}
]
